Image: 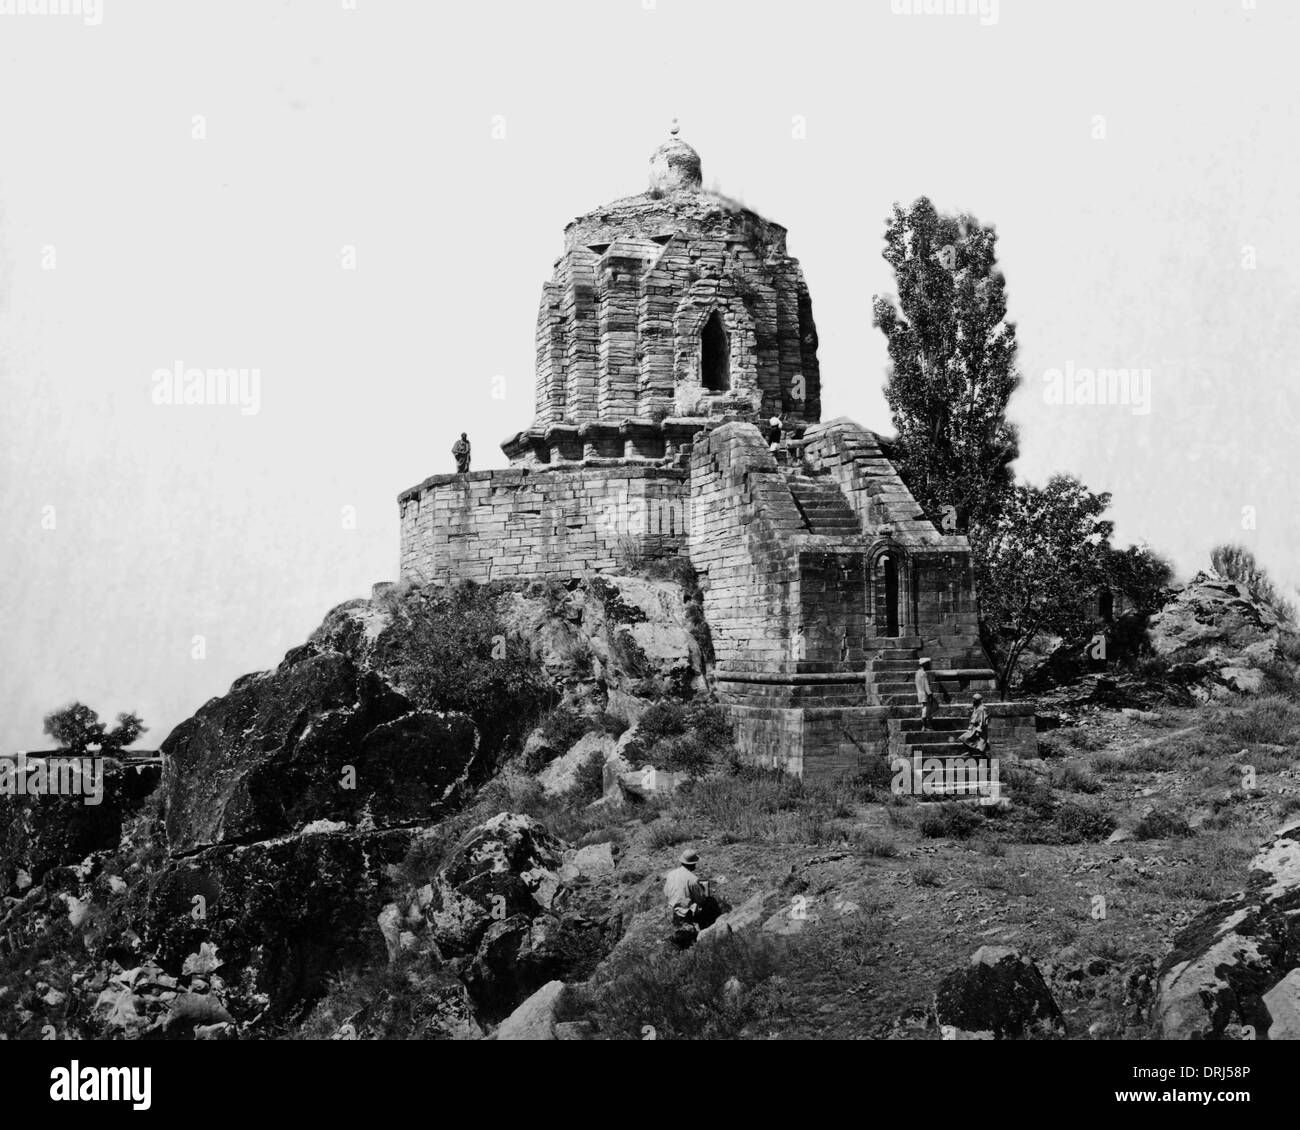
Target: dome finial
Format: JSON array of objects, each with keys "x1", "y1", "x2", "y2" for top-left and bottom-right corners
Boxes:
[{"x1": 649, "y1": 123, "x2": 702, "y2": 193}]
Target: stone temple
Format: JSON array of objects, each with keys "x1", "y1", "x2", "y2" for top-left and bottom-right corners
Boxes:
[{"x1": 398, "y1": 130, "x2": 1035, "y2": 781}]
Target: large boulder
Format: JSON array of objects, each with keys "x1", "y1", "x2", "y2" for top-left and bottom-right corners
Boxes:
[
  {"x1": 1153, "y1": 819, "x2": 1300, "y2": 1039},
  {"x1": 142, "y1": 825, "x2": 416, "y2": 1020},
  {"x1": 493, "y1": 979, "x2": 566, "y2": 1040},
  {"x1": 934, "y1": 946, "x2": 1066, "y2": 1039},
  {"x1": 1, "y1": 756, "x2": 160, "y2": 893},
  {"x1": 161, "y1": 647, "x2": 479, "y2": 853},
  {"x1": 1148, "y1": 572, "x2": 1283, "y2": 656},
  {"x1": 424, "y1": 813, "x2": 564, "y2": 954},
  {"x1": 537, "y1": 732, "x2": 616, "y2": 797}
]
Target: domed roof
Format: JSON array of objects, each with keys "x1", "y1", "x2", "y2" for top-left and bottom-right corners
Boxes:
[{"x1": 649, "y1": 122, "x2": 702, "y2": 193}]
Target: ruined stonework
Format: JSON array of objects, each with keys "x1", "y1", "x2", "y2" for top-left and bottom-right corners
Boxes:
[{"x1": 398, "y1": 132, "x2": 1035, "y2": 780}]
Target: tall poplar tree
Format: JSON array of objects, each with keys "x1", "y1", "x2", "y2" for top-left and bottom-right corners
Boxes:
[{"x1": 871, "y1": 197, "x2": 1020, "y2": 529}]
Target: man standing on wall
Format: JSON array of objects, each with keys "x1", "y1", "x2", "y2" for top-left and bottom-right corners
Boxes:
[
  {"x1": 452, "y1": 432, "x2": 471, "y2": 474},
  {"x1": 916, "y1": 657, "x2": 937, "y2": 726}
]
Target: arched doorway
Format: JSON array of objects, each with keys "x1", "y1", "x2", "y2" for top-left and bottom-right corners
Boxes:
[
  {"x1": 1098, "y1": 588, "x2": 1114, "y2": 622},
  {"x1": 877, "y1": 553, "x2": 900, "y2": 638},
  {"x1": 700, "y1": 310, "x2": 729, "y2": 392}
]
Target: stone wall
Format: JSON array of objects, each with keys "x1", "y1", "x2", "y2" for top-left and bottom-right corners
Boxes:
[{"x1": 398, "y1": 465, "x2": 687, "y2": 584}]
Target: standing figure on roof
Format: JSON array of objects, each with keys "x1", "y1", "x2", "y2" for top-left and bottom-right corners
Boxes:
[{"x1": 452, "y1": 432, "x2": 471, "y2": 474}]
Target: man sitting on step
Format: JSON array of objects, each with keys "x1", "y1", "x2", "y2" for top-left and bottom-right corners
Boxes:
[{"x1": 959, "y1": 692, "x2": 991, "y2": 757}]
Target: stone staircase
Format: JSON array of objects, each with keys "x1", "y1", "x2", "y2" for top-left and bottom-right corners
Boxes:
[
  {"x1": 785, "y1": 472, "x2": 860, "y2": 536},
  {"x1": 866, "y1": 637, "x2": 1005, "y2": 801}
]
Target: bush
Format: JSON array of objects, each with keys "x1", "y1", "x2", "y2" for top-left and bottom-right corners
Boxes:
[
  {"x1": 553, "y1": 932, "x2": 783, "y2": 1040},
  {"x1": 1134, "y1": 808, "x2": 1193, "y2": 841},
  {"x1": 918, "y1": 803, "x2": 986, "y2": 840},
  {"x1": 647, "y1": 819, "x2": 699, "y2": 849},
  {"x1": 1207, "y1": 696, "x2": 1300, "y2": 747},
  {"x1": 571, "y1": 749, "x2": 606, "y2": 803},
  {"x1": 624, "y1": 702, "x2": 733, "y2": 774},
  {"x1": 523, "y1": 706, "x2": 595, "y2": 772},
  {"x1": 371, "y1": 582, "x2": 549, "y2": 766},
  {"x1": 1211, "y1": 544, "x2": 1296, "y2": 623},
  {"x1": 536, "y1": 706, "x2": 594, "y2": 752},
  {"x1": 992, "y1": 795, "x2": 1115, "y2": 844},
  {"x1": 1050, "y1": 763, "x2": 1102, "y2": 794}
]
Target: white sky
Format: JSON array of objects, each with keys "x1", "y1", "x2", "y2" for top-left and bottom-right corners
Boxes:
[{"x1": 2, "y1": 0, "x2": 1297, "y2": 752}]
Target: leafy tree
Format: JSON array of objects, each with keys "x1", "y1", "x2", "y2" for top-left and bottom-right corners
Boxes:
[
  {"x1": 43, "y1": 703, "x2": 147, "y2": 755},
  {"x1": 973, "y1": 476, "x2": 1114, "y2": 694},
  {"x1": 872, "y1": 197, "x2": 1021, "y2": 530},
  {"x1": 1102, "y1": 543, "x2": 1175, "y2": 617}
]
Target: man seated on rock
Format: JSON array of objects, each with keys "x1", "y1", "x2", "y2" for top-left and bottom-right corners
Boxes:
[
  {"x1": 664, "y1": 848, "x2": 721, "y2": 948},
  {"x1": 959, "y1": 692, "x2": 991, "y2": 757}
]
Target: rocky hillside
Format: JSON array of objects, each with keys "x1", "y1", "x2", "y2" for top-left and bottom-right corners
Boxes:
[{"x1": 2, "y1": 566, "x2": 1298, "y2": 1040}]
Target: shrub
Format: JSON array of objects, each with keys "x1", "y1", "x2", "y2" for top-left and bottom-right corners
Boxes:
[
  {"x1": 1207, "y1": 696, "x2": 1300, "y2": 747},
  {"x1": 918, "y1": 803, "x2": 985, "y2": 840},
  {"x1": 1050, "y1": 763, "x2": 1102, "y2": 794},
  {"x1": 1061, "y1": 727, "x2": 1107, "y2": 752},
  {"x1": 1051, "y1": 801, "x2": 1117, "y2": 843},
  {"x1": 1211, "y1": 544, "x2": 1296, "y2": 623},
  {"x1": 536, "y1": 705, "x2": 594, "y2": 752},
  {"x1": 553, "y1": 932, "x2": 783, "y2": 1040},
  {"x1": 371, "y1": 582, "x2": 548, "y2": 766},
  {"x1": 648, "y1": 819, "x2": 699, "y2": 849},
  {"x1": 571, "y1": 749, "x2": 606, "y2": 803},
  {"x1": 625, "y1": 702, "x2": 733, "y2": 774},
  {"x1": 994, "y1": 797, "x2": 1115, "y2": 844},
  {"x1": 1134, "y1": 808, "x2": 1193, "y2": 841},
  {"x1": 848, "y1": 830, "x2": 897, "y2": 857}
]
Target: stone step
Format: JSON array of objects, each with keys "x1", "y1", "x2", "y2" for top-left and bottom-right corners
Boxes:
[
  {"x1": 907, "y1": 741, "x2": 979, "y2": 758},
  {"x1": 899, "y1": 718, "x2": 968, "y2": 732},
  {"x1": 864, "y1": 636, "x2": 922, "y2": 649}
]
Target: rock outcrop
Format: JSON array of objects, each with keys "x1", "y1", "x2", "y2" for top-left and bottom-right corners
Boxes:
[
  {"x1": 1, "y1": 757, "x2": 160, "y2": 893},
  {"x1": 161, "y1": 648, "x2": 480, "y2": 855},
  {"x1": 1153, "y1": 819, "x2": 1300, "y2": 1039},
  {"x1": 499, "y1": 574, "x2": 709, "y2": 716},
  {"x1": 934, "y1": 946, "x2": 1066, "y2": 1039}
]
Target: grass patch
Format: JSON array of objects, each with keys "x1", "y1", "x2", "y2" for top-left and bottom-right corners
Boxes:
[
  {"x1": 918, "y1": 803, "x2": 985, "y2": 841},
  {"x1": 554, "y1": 932, "x2": 784, "y2": 1040},
  {"x1": 1206, "y1": 696, "x2": 1300, "y2": 747}
]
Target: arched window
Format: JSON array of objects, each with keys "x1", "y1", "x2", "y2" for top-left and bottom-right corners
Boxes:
[{"x1": 701, "y1": 310, "x2": 729, "y2": 392}]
